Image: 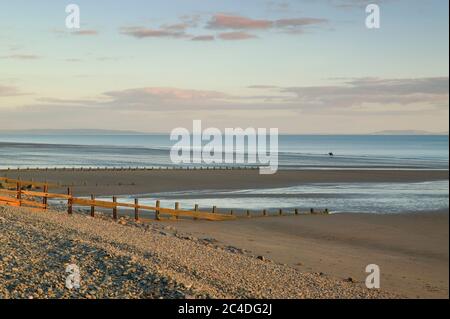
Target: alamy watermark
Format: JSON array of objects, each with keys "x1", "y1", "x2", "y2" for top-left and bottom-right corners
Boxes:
[
  {"x1": 65, "y1": 4, "x2": 80, "y2": 29},
  {"x1": 366, "y1": 4, "x2": 381, "y2": 29},
  {"x1": 365, "y1": 264, "x2": 381, "y2": 289},
  {"x1": 65, "y1": 264, "x2": 81, "y2": 290},
  {"x1": 170, "y1": 120, "x2": 279, "y2": 175}
]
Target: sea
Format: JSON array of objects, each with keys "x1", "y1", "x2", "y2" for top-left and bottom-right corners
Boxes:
[{"x1": 0, "y1": 134, "x2": 448, "y2": 214}]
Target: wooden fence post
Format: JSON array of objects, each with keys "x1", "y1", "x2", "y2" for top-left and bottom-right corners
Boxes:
[
  {"x1": 279, "y1": 209, "x2": 283, "y2": 216},
  {"x1": 16, "y1": 182, "x2": 21, "y2": 201},
  {"x1": 155, "y1": 200, "x2": 160, "y2": 220},
  {"x1": 247, "y1": 210, "x2": 250, "y2": 217},
  {"x1": 175, "y1": 202, "x2": 180, "y2": 220},
  {"x1": 43, "y1": 184, "x2": 48, "y2": 210},
  {"x1": 112, "y1": 196, "x2": 118, "y2": 220},
  {"x1": 134, "y1": 198, "x2": 139, "y2": 221},
  {"x1": 295, "y1": 208, "x2": 299, "y2": 215},
  {"x1": 67, "y1": 187, "x2": 73, "y2": 215},
  {"x1": 193, "y1": 204, "x2": 199, "y2": 220},
  {"x1": 263, "y1": 209, "x2": 267, "y2": 217},
  {"x1": 90, "y1": 194, "x2": 95, "y2": 217}
]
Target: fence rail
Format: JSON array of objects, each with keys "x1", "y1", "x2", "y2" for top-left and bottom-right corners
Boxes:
[
  {"x1": 0, "y1": 178, "x2": 330, "y2": 222},
  {"x1": 0, "y1": 182, "x2": 236, "y2": 222}
]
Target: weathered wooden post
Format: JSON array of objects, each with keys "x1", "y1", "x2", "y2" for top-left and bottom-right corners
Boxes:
[
  {"x1": 16, "y1": 182, "x2": 21, "y2": 201},
  {"x1": 67, "y1": 187, "x2": 73, "y2": 215},
  {"x1": 212, "y1": 206, "x2": 217, "y2": 214},
  {"x1": 295, "y1": 208, "x2": 299, "y2": 215},
  {"x1": 90, "y1": 194, "x2": 95, "y2": 217},
  {"x1": 230, "y1": 209, "x2": 234, "y2": 215},
  {"x1": 310, "y1": 208, "x2": 314, "y2": 214},
  {"x1": 112, "y1": 196, "x2": 118, "y2": 220},
  {"x1": 247, "y1": 210, "x2": 250, "y2": 217},
  {"x1": 175, "y1": 202, "x2": 180, "y2": 220},
  {"x1": 43, "y1": 184, "x2": 48, "y2": 210},
  {"x1": 279, "y1": 209, "x2": 283, "y2": 216},
  {"x1": 134, "y1": 198, "x2": 139, "y2": 221},
  {"x1": 193, "y1": 204, "x2": 199, "y2": 220},
  {"x1": 263, "y1": 209, "x2": 267, "y2": 217},
  {"x1": 155, "y1": 200, "x2": 161, "y2": 220}
]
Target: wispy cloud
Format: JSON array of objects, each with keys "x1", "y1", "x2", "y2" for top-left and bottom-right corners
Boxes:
[
  {"x1": 120, "y1": 26, "x2": 188, "y2": 39},
  {"x1": 277, "y1": 77, "x2": 450, "y2": 111},
  {"x1": 0, "y1": 84, "x2": 26, "y2": 97},
  {"x1": 22, "y1": 77, "x2": 448, "y2": 115},
  {"x1": 207, "y1": 14, "x2": 273, "y2": 30},
  {"x1": 206, "y1": 13, "x2": 328, "y2": 34},
  {"x1": 218, "y1": 31, "x2": 258, "y2": 40},
  {"x1": 121, "y1": 12, "x2": 328, "y2": 41},
  {"x1": 191, "y1": 35, "x2": 215, "y2": 41},
  {"x1": 0, "y1": 54, "x2": 40, "y2": 60},
  {"x1": 71, "y1": 29, "x2": 99, "y2": 36}
]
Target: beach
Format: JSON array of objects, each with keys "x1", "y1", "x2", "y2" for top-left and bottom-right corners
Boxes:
[
  {"x1": 1, "y1": 168, "x2": 447, "y2": 196},
  {"x1": 0, "y1": 205, "x2": 396, "y2": 299},
  {"x1": 0, "y1": 168, "x2": 448, "y2": 298},
  {"x1": 162, "y1": 211, "x2": 449, "y2": 299}
]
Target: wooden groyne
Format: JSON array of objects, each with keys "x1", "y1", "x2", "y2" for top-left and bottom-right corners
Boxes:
[{"x1": 0, "y1": 177, "x2": 330, "y2": 222}]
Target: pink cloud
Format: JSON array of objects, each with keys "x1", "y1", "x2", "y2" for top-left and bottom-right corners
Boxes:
[
  {"x1": 275, "y1": 18, "x2": 328, "y2": 27},
  {"x1": 72, "y1": 29, "x2": 99, "y2": 36},
  {"x1": 120, "y1": 27, "x2": 187, "y2": 39},
  {"x1": 218, "y1": 31, "x2": 258, "y2": 41},
  {"x1": 208, "y1": 14, "x2": 273, "y2": 30}
]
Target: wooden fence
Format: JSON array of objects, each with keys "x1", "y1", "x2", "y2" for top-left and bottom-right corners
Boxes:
[
  {"x1": 0, "y1": 177, "x2": 330, "y2": 222},
  {"x1": 0, "y1": 178, "x2": 235, "y2": 222}
]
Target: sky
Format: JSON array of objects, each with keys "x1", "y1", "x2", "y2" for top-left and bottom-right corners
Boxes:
[{"x1": 0, "y1": 0, "x2": 448, "y2": 134}]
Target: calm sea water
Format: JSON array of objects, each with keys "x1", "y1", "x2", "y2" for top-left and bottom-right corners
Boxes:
[
  {"x1": 0, "y1": 134, "x2": 448, "y2": 170},
  {"x1": 97, "y1": 180, "x2": 449, "y2": 214}
]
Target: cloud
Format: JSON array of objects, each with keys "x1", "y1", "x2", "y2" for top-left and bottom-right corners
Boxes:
[
  {"x1": 218, "y1": 31, "x2": 258, "y2": 41},
  {"x1": 121, "y1": 13, "x2": 328, "y2": 42},
  {"x1": 207, "y1": 14, "x2": 273, "y2": 30},
  {"x1": 191, "y1": 35, "x2": 215, "y2": 41},
  {"x1": 280, "y1": 77, "x2": 449, "y2": 111},
  {"x1": 275, "y1": 18, "x2": 328, "y2": 27},
  {"x1": 120, "y1": 26, "x2": 188, "y2": 39},
  {"x1": 0, "y1": 84, "x2": 27, "y2": 97},
  {"x1": 71, "y1": 29, "x2": 99, "y2": 36},
  {"x1": 207, "y1": 13, "x2": 328, "y2": 34},
  {"x1": 104, "y1": 87, "x2": 228, "y2": 103},
  {"x1": 18, "y1": 77, "x2": 447, "y2": 117},
  {"x1": 0, "y1": 54, "x2": 40, "y2": 60}
]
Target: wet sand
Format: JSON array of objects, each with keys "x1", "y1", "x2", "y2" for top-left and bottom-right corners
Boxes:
[
  {"x1": 160, "y1": 210, "x2": 449, "y2": 299},
  {"x1": 1, "y1": 168, "x2": 448, "y2": 196}
]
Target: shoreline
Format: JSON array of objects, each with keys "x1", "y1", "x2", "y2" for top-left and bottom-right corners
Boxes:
[{"x1": 1, "y1": 169, "x2": 448, "y2": 197}]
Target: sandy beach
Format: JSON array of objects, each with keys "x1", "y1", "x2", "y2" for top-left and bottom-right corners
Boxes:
[
  {"x1": 161, "y1": 211, "x2": 449, "y2": 299},
  {"x1": 0, "y1": 168, "x2": 448, "y2": 299},
  {"x1": 1, "y1": 168, "x2": 448, "y2": 196}
]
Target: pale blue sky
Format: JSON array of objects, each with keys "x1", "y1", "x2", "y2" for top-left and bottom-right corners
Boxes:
[{"x1": 0, "y1": 0, "x2": 448, "y2": 133}]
